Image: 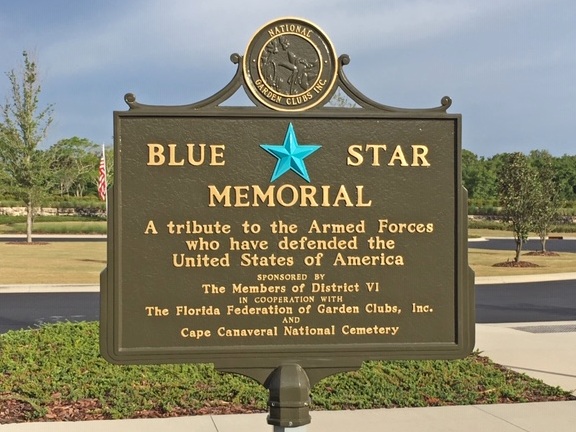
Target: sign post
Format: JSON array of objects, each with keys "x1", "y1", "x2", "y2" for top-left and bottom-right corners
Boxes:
[{"x1": 101, "y1": 17, "x2": 474, "y2": 429}]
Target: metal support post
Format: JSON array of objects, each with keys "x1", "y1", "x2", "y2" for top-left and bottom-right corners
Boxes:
[{"x1": 265, "y1": 363, "x2": 311, "y2": 431}]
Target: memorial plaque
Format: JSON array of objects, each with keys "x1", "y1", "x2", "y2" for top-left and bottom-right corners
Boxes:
[
  {"x1": 243, "y1": 17, "x2": 338, "y2": 111},
  {"x1": 100, "y1": 17, "x2": 474, "y2": 382}
]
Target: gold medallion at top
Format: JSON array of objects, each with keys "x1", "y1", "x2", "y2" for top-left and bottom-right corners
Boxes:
[{"x1": 243, "y1": 17, "x2": 338, "y2": 111}]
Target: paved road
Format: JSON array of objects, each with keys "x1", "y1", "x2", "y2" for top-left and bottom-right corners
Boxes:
[
  {"x1": 0, "y1": 292, "x2": 99, "y2": 333},
  {"x1": 476, "y1": 279, "x2": 576, "y2": 323},
  {"x1": 470, "y1": 237, "x2": 576, "y2": 252}
]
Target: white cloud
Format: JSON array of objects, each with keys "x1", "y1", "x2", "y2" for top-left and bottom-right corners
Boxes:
[
  {"x1": 1, "y1": 0, "x2": 573, "y2": 156},
  {"x1": 39, "y1": 0, "x2": 549, "y2": 79}
]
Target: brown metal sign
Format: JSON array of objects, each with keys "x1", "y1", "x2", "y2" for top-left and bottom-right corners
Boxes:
[{"x1": 100, "y1": 17, "x2": 474, "y2": 383}]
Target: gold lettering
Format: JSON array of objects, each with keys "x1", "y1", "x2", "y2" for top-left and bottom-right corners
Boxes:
[
  {"x1": 311, "y1": 282, "x2": 360, "y2": 293},
  {"x1": 255, "y1": 79, "x2": 283, "y2": 103},
  {"x1": 412, "y1": 303, "x2": 434, "y2": 313},
  {"x1": 411, "y1": 145, "x2": 430, "y2": 166},
  {"x1": 166, "y1": 220, "x2": 231, "y2": 234},
  {"x1": 176, "y1": 305, "x2": 221, "y2": 316},
  {"x1": 180, "y1": 328, "x2": 212, "y2": 339},
  {"x1": 333, "y1": 253, "x2": 405, "y2": 266},
  {"x1": 267, "y1": 24, "x2": 313, "y2": 38},
  {"x1": 145, "y1": 306, "x2": 169, "y2": 316},
  {"x1": 253, "y1": 185, "x2": 276, "y2": 206},
  {"x1": 217, "y1": 326, "x2": 278, "y2": 337},
  {"x1": 308, "y1": 220, "x2": 365, "y2": 234},
  {"x1": 226, "y1": 304, "x2": 293, "y2": 315},
  {"x1": 234, "y1": 186, "x2": 250, "y2": 207},
  {"x1": 388, "y1": 145, "x2": 409, "y2": 166},
  {"x1": 277, "y1": 184, "x2": 299, "y2": 206},
  {"x1": 168, "y1": 144, "x2": 185, "y2": 166},
  {"x1": 207, "y1": 184, "x2": 372, "y2": 207},
  {"x1": 321, "y1": 185, "x2": 331, "y2": 206},
  {"x1": 300, "y1": 185, "x2": 318, "y2": 206},
  {"x1": 347, "y1": 144, "x2": 431, "y2": 167},
  {"x1": 286, "y1": 92, "x2": 313, "y2": 106},
  {"x1": 231, "y1": 283, "x2": 285, "y2": 294},
  {"x1": 211, "y1": 144, "x2": 226, "y2": 165},
  {"x1": 172, "y1": 253, "x2": 230, "y2": 267},
  {"x1": 365, "y1": 144, "x2": 388, "y2": 166},
  {"x1": 317, "y1": 304, "x2": 360, "y2": 314},
  {"x1": 333, "y1": 186, "x2": 353, "y2": 206},
  {"x1": 208, "y1": 185, "x2": 231, "y2": 207},
  {"x1": 346, "y1": 144, "x2": 363, "y2": 166},
  {"x1": 313, "y1": 79, "x2": 327, "y2": 94},
  {"x1": 146, "y1": 143, "x2": 226, "y2": 166},
  {"x1": 144, "y1": 220, "x2": 158, "y2": 234},
  {"x1": 186, "y1": 144, "x2": 204, "y2": 166},
  {"x1": 284, "y1": 325, "x2": 335, "y2": 336},
  {"x1": 378, "y1": 219, "x2": 434, "y2": 234},
  {"x1": 341, "y1": 325, "x2": 399, "y2": 336},
  {"x1": 147, "y1": 143, "x2": 165, "y2": 165}
]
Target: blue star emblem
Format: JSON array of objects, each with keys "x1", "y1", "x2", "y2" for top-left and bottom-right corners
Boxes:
[{"x1": 260, "y1": 123, "x2": 321, "y2": 183}]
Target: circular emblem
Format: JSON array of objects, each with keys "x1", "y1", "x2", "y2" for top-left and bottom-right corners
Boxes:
[{"x1": 243, "y1": 17, "x2": 338, "y2": 111}]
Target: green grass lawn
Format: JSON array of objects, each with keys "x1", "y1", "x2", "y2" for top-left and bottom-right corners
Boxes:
[
  {"x1": 470, "y1": 248, "x2": 576, "y2": 277},
  {"x1": 1, "y1": 241, "x2": 106, "y2": 284},
  {"x1": 0, "y1": 220, "x2": 107, "y2": 235}
]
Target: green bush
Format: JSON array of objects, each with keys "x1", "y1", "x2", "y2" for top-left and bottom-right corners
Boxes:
[
  {"x1": 0, "y1": 215, "x2": 107, "y2": 234},
  {"x1": 0, "y1": 197, "x2": 104, "y2": 210},
  {"x1": 468, "y1": 219, "x2": 576, "y2": 233},
  {"x1": 468, "y1": 220, "x2": 509, "y2": 231}
]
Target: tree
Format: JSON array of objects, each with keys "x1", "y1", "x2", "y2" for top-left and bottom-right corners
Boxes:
[
  {"x1": 529, "y1": 150, "x2": 563, "y2": 252},
  {"x1": 326, "y1": 89, "x2": 358, "y2": 108},
  {"x1": 498, "y1": 152, "x2": 540, "y2": 262},
  {"x1": 0, "y1": 51, "x2": 54, "y2": 242},
  {"x1": 48, "y1": 137, "x2": 99, "y2": 197},
  {"x1": 462, "y1": 150, "x2": 498, "y2": 201},
  {"x1": 553, "y1": 154, "x2": 576, "y2": 202}
]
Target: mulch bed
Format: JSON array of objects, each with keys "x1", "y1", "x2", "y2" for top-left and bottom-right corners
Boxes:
[
  {"x1": 492, "y1": 249, "x2": 562, "y2": 267},
  {"x1": 492, "y1": 260, "x2": 540, "y2": 268},
  {"x1": 0, "y1": 396, "x2": 265, "y2": 423},
  {"x1": 524, "y1": 251, "x2": 560, "y2": 257}
]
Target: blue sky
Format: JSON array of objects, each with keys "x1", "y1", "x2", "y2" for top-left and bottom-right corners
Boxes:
[{"x1": 0, "y1": 0, "x2": 574, "y2": 157}]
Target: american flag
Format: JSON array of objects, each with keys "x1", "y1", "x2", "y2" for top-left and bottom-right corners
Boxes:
[{"x1": 98, "y1": 148, "x2": 107, "y2": 201}]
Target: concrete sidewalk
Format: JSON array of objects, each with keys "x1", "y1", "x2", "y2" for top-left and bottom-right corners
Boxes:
[
  {"x1": 476, "y1": 321, "x2": 576, "y2": 394},
  {"x1": 476, "y1": 272, "x2": 576, "y2": 285},
  {"x1": 1, "y1": 401, "x2": 575, "y2": 432}
]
